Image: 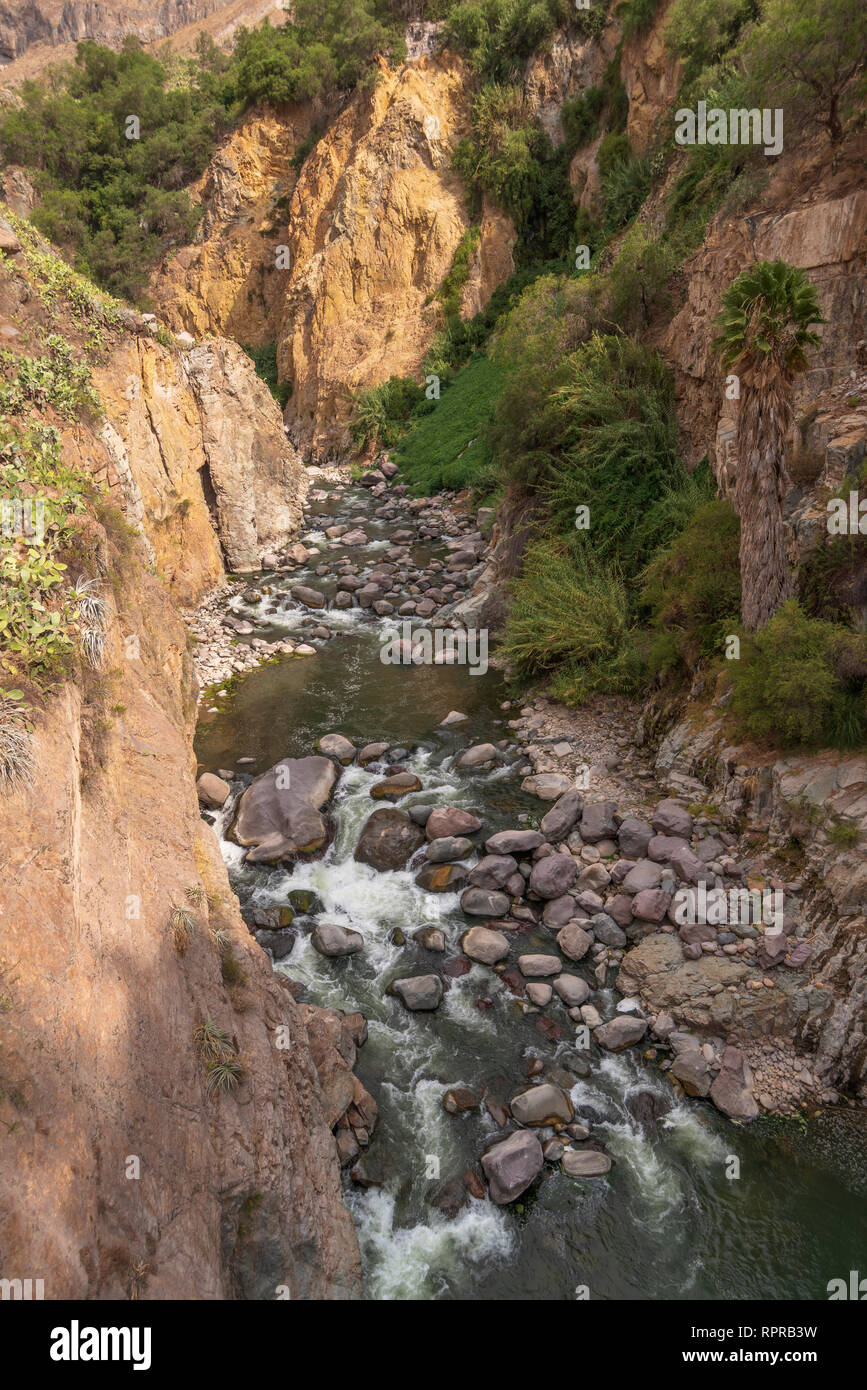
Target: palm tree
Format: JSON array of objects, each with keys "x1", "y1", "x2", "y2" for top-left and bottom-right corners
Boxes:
[{"x1": 714, "y1": 260, "x2": 824, "y2": 630}]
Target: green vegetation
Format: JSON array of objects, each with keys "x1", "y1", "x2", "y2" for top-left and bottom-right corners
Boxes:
[
  {"x1": 0, "y1": 39, "x2": 233, "y2": 302},
  {"x1": 242, "y1": 342, "x2": 291, "y2": 408},
  {"x1": 729, "y1": 601, "x2": 867, "y2": 748},
  {"x1": 435, "y1": 225, "x2": 481, "y2": 322},
  {"x1": 194, "y1": 1019, "x2": 244, "y2": 1095},
  {"x1": 350, "y1": 376, "x2": 425, "y2": 452},
  {"x1": 442, "y1": 0, "x2": 571, "y2": 84},
  {"x1": 393, "y1": 355, "x2": 505, "y2": 493}
]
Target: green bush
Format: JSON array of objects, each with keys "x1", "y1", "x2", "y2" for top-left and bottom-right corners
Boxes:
[
  {"x1": 561, "y1": 87, "x2": 605, "y2": 151},
  {"x1": 640, "y1": 496, "x2": 741, "y2": 681},
  {"x1": 616, "y1": 0, "x2": 663, "y2": 38},
  {"x1": 242, "y1": 342, "x2": 291, "y2": 408},
  {"x1": 545, "y1": 334, "x2": 688, "y2": 579},
  {"x1": 730, "y1": 600, "x2": 867, "y2": 749},
  {"x1": 393, "y1": 354, "x2": 505, "y2": 494},
  {"x1": 607, "y1": 224, "x2": 675, "y2": 330},
  {"x1": 350, "y1": 375, "x2": 425, "y2": 452},
  {"x1": 442, "y1": 0, "x2": 570, "y2": 84},
  {"x1": 501, "y1": 537, "x2": 639, "y2": 697},
  {"x1": 601, "y1": 153, "x2": 651, "y2": 233}
]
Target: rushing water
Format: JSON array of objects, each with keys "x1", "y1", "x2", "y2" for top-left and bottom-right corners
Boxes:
[{"x1": 196, "y1": 486, "x2": 867, "y2": 1301}]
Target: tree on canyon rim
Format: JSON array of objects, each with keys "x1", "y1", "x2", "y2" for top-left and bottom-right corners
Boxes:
[{"x1": 714, "y1": 259, "x2": 823, "y2": 630}]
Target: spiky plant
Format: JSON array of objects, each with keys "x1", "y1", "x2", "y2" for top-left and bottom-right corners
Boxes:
[
  {"x1": 206, "y1": 1056, "x2": 243, "y2": 1096},
  {"x1": 194, "y1": 1018, "x2": 233, "y2": 1063},
  {"x1": 169, "y1": 903, "x2": 196, "y2": 955},
  {"x1": 71, "y1": 578, "x2": 108, "y2": 669},
  {"x1": 184, "y1": 884, "x2": 206, "y2": 909},
  {"x1": 0, "y1": 696, "x2": 34, "y2": 795},
  {"x1": 209, "y1": 924, "x2": 231, "y2": 954},
  {"x1": 714, "y1": 260, "x2": 824, "y2": 629}
]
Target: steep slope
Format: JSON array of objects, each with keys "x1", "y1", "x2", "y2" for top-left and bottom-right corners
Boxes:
[{"x1": 0, "y1": 220, "x2": 362, "y2": 1299}]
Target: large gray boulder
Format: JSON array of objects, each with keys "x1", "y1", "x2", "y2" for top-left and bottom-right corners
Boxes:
[
  {"x1": 561, "y1": 1149, "x2": 611, "y2": 1177},
  {"x1": 518, "y1": 954, "x2": 562, "y2": 978},
  {"x1": 709, "y1": 1046, "x2": 759, "y2": 1122},
  {"x1": 197, "y1": 772, "x2": 230, "y2": 809},
  {"x1": 311, "y1": 921, "x2": 364, "y2": 957},
  {"x1": 457, "y1": 742, "x2": 498, "y2": 768},
  {"x1": 426, "y1": 835, "x2": 474, "y2": 863},
  {"x1": 316, "y1": 732, "x2": 355, "y2": 764},
  {"x1": 557, "y1": 923, "x2": 592, "y2": 961},
  {"x1": 553, "y1": 974, "x2": 590, "y2": 1007},
  {"x1": 355, "y1": 807, "x2": 425, "y2": 871},
  {"x1": 481, "y1": 1130, "x2": 544, "y2": 1204},
  {"x1": 540, "y1": 790, "x2": 583, "y2": 842},
  {"x1": 426, "y1": 807, "x2": 483, "y2": 840},
  {"x1": 579, "y1": 801, "x2": 619, "y2": 843},
  {"x1": 462, "y1": 926, "x2": 510, "y2": 965},
  {"x1": 594, "y1": 1016, "x2": 647, "y2": 1051},
  {"x1": 652, "y1": 799, "x2": 694, "y2": 839},
  {"x1": 670, "y1": 1049, "x2": 712, "y2": 1096},
  {"x1": 392, "y1": 975, "x2": 443, "y2": 1011},
  {"x1": 529, "y1": 854, "x2": 578, "y2": 899},
  {"x1": 468, "y1": 854, "x2": 519, "y2": 891},
  {"x1": 232, "y1": 756, "x2": 339, "y2": 862},
  {"x1": 621, "y1": 859, "x2": 664, "y2": 895},
  {"x1": 617, "y1": 816, "x2": 653, "y2": 858},
  {"x1": 461, "y1": 887, "x2": 510, "y2": 917},
  {"x1": 510, "y1": 1083, "x2": 573, "y2": 1125},
  {"x1": 485, "y1": 829, "x2": 545, "y2": 855}
]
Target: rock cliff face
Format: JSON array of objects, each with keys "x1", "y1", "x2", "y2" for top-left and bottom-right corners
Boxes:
[
  {"x1": 153, "y1": 51, "x2": 517, "y2": 460},
  {"x1": 0, "y1": 555, "x2": 361, "y2": 1298},
  {"x1": 92, "y1": 331, "x2": 307, "y2": 595},
  {"x1": 0, "y1": 0, "x2": 225, "y2": 63},
  {"x1": 0, "y1": 229, "x2": 359, "y2": 1299}
]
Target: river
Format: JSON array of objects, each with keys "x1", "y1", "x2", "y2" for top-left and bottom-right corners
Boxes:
[{"x1": 195, "y1": 483, "x2": 867, "y2": 1301}]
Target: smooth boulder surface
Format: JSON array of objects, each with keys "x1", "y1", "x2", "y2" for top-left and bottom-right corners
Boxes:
[
  {"x1": 426, "y1": 807, "x2": 483, "y2": 841},
  {"x1": 579, "y1": 800, "x2": 619, "y2": 843},
  {"x1": 557, "y1": 923, "x2": 592, "y2": 961},
  {"x1": 553, "y1": 974, "x2": 590, "y2": 1007},
  {"x1": 652, "y1": 799, "x2": 694, "y2": 839},
  {"x1": 457, "y1": 742, "x2": 498, "y2": 768},
  {"x1": 355, "y1": 807, "x2": 425, "y2": 870},
  {"x1": 561, "y1": 1149, "x2": 611, "y2": 1177},
  {"x1": 426, "y1": 835, "x2": 474, "y2": 863},
  {"x1": 460, "y1": 888, "x2": 510, "y2": 917},
  {"x1": 311, "y1": 921, "x2": 364, "y2": 957},
  {"x1": 529, "y1": 853, "x2": 578, "y2": 899},
  {"x1": 232, "y1": 756, "x2": 339, "y2": 862},
  {"x1": 594, "y1": 1016, "x2": 648, "y2": 1051},
  {"x1": 709, "y1": 1046, "x2": 759, "y2": 1122},
  {"x1": 510, "y1": 1083, "x2": 573, "y2": 1125},
  {"x1": 415, "y1": 862, "x2": 469, "y2": 893},
  {"x1": 481, "y1": 1130, "x2": 544, "y2": 1204},
  {"x1": 670, "y1": 1050, "x2": 712, "y2": 1096},
  {"x1": 485, "y1": 829, "x2": 544, "y2": 855},
  {"x1": 197, "y1": 772, "x2": 230, "y2": 809},
  {"x1": 462, "y1": 926, "x2": 510, "y2": 964},
  {"x1": 617, "y1": 816, "x2": 653, "y2": 858},
  {"x1": 317, "y1": 732, "x2": 356, "y2": 764},
  {"x1": 540, "y1": 790, "x2": 583, "y2": 842},
  {"x1": 393, "y1": 975, "x2": 443, "y2": 1011},
  {"x1": 518, "y1": 954, "x2": 562, "y2": 978},
  {"x1": 371, "y1": 771, "x2": 423, "y2": 800},
  {"x1": 468, "y1": 854, "x2": 519, "y2": 890}
]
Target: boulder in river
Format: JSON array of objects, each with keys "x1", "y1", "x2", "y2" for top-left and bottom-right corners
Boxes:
[
  {"x1": 439, "y1": 710, "x2": 468, "y2": 726},
  {"x1": 426, "y1": 835, "x2": 474, "y2": 863},
  {"x1": 312, "y1": 921, "x2": 364, "y2": 957},
  {"x1": 370, "y1": 771, "x2": 423, "y2": 800},
  {"x1": 197, "y1": 772, "x2": 230, "y2": 808},
  {"x1": 316, "y1": 732, "x2": 356, "y2": 764},
  {"x1": 461, "y1": 888, "x2": 510, "y2": 917},
  {"x1": 426, "y1": 807, "x2": 483, "y2": 840},
  {"x1": 231, "y1": 756, "x2": 339, "y2": 862},
  {"x1": 481, "y1": 1130, "x2": 544, "y2": 1204},
  {"x1": 291, "y1": 585, "x2": 326, "y2": 610},
  {"x1": 510, "y1": 1083, "x2": 573, "y2": 1126},
  {"x1": 415, "y1": 862, "x2": 469, "y2": 893},
  {"x1": 355, "y1": 807, "x2": 425, "y2": 870},
  {"x1": 518, "y1": 954, "x2": 562, "y2": 978},
  {"x1": 553, "y1": 974, "x2": 590, "y2": 1007},
  {"x1": 359, "y1": 742, "x2": 390, "y2": 765},
  {"x1": 462, "y1": 925, "x2": 509, "y2": 964},
  {"x1": 561, "y1": 1148, "x2": 611, "y2": 1178},
  {"x1": 670, "y1": 1049, "x2": 712, "y2": 1096},
  {"x1": 468, "y1": 854, "x2": 518, "y2": 890},
  {"x1": 485, "y1": 829, "x2": 544, "y2": 855},
  {"x1": 594, "y1": 1016, "x2": 648, "y2": 1051},
  {"x1": 392, "y1": 974, "x2": 443, "y2": 1011},
  {"x1": 557, "y1": 923, "x2": 592, "y2": 961},
  {"x1": 457, "y1": 742, "x2": 498, "y2": 768},
  {"x1": 709, "y1": 1046, "x2": 759, "y2": 1122}
]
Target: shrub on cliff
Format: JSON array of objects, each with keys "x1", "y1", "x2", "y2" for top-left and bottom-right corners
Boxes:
[
  {"x1": 639, "y1": 496, "x2": 741, "y2": 682},
  {"x1": 729, "y1": 600, "x2": 867, "y2": 749}
]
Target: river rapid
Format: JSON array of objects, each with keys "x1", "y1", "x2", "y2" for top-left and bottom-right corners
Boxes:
[{"x1": 195, "y1": 482, "x2": 867, "y2": 1302}]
